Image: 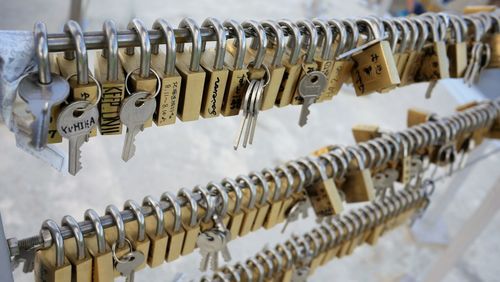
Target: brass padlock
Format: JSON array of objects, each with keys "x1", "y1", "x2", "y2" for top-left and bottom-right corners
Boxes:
[
  {"x1": 119, "y1": 19, "x2": 161, "y2": 128},
  {"x1": 290, "y1": 20, "x2": 319, "y2": 105},
  {"x1": 221, "y1": 20, "x2": 248, "y2": 117},
  {"x1": 47, "y1": 52, "x2": 63, "y2": 143},
  {"x1": 142, "y1": 196, "x2": 169, "y2": 268},
  {"x1": 341, "y1": 147, "x2": 376, "y2": 203},
  {"x1": 276, "y1": 165, "x2": 300, "y2": 223},
  {"x1": 222, "y1": 178, "x2": 246, "y2": 239},
  {"x1": 400, "y1": 18, "x2": 428, "y2": 86},
  {"x1": 159, "y1": 192, "x2": 186, "y2": 262},
  {"x1": 306, "y1": 157, "x2": 344, "y2": 218},
  {"x1": 94, "y1": 20, "x2": 125, "y2": 136},
  {"x1": 60, "y1": 216, "x2": 92, "y2": 282},
  {"x1": 249, "y1": 172, "x2": 271, "y2": 231},
  {"x1": 448, "y1": 15, "x2": 468, "y2": 78},
  {"x1": 34, "y1": 220, "x2": 72, "y2": 282},
  {"x1": 83, "y1": 210, "x2": 114, "y2": 282},
  {"x1": 262, "y1": 168, "x2": 285, "y2": 229},
  {"x1": 150, "y1": 19, "x2": 182, "y2": 126},
  {"x1": 487, "y1": 15, "x2": 500, "y2": 68},
  {"x1": 178, "y1": 189, "x2": 202, "y2": 257},
  {"x1": 275, "y1": 20, "x2": 302, "y2": 108},
  {"x1": 275, "y1": 243, "x2": 294, "y2": 282},
  {"x1": 377, "y1": 18, "x2": 401, "y2": 93},
  {"x1": 123, "y1": 200, "x2": 150, "y2": 271},
  {"x1": 319, "y1": 19, "x2": 350, "y2": 101},
  {"x1": 175, "y1": 18, "x2": 206, "y2": 121},
  {"x1": 236, "y1": 175, "x2": 259, "y2": 236},
  {"x1": 57, "y1": 20, "x2": 99, "y2": 137},
  {"x1": 200, "y1": 18, "x2": 229, "y2": 118},
  {"x1": 350, "y1": 18, "x2": 400, "y2": 96},
  {"x1": 415, "y1": 16, "x2": 450, "y2": 88},
  {"x1": 313, "y1": 19, "x2": 335, "y2": 102},
  {"x1": 259, "y1": 20, "x2": 286, "y2": 110}
]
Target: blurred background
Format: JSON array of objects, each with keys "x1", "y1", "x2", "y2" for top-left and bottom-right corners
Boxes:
[{"x1": 1, "y1": 0, "x2": 499, "y2": 281}]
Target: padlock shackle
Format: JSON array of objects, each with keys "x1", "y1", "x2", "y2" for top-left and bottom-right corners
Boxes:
[
  {"x1": 34, "y1": 22, "x2": 52, "y2": 84},
  {"x1": 84, "y1": 209, "x2": 107, "y2": 254},
  {"x1": 394, "y1": 18, "x2": 410, "y2": 53},
  {"x1": 278, "y1": 20, "x2": 302, "y2": 65},
  {"x1": 202, "y1": 17, "x2": 227, "y2": 70},
  {"x1": 411, "y1": 18, "x2": 429, "y2": 51},
  {"x1": 313, "y1": 19, "x2": 333, "y2": 61},
  {"x1": 102, "y1": 20, "x2": 119, "y2": 81},
  {"x1": 105, "y1": 205, "x2": 126, "y2": 249},
  {"x1": 127, "y1": 18, "x2": 152, "y2": 78},
  {"x1": 242, "y1": 20, "x2": 267, "y2": 70},
  {"x1": 382, "y1": 18, "x2": 399, "y2": 52},
  {"x1": 339, "y1": 19, "x2": 359, "y2": 58},
  {"x1": 142, "y1": 196, "x2": 165, "y2": 237},
  {"x1": 61, "y1": 215, "x2": 86, "y2": 261},
  {"x1": 152, "y1": 19, "x2": 177, "y2": 76},
  {"x1": 328, "y1": 19, "x2": 347, "y2": 60},
  {"x1": 261, "y1": 20, "x2": 286, "y2": 67},
  {"x1": 124, "y1": 200, "x2": 146, "y2": 242},
  {"x1": 297, "y1": 19, "x2": 318, "y2": 64},
  {"x1": 223, "y1": 19, "x2": 247, "y2": 70},
  {"x1": 176, "y1": 18, "x2": 203, "y2": 72},
  {"x1": 41, "y1": 220, "x2": 65, "y2": 268},
  {"x1": 63, "y1": 20, "x2": 89, "y2": 84}
]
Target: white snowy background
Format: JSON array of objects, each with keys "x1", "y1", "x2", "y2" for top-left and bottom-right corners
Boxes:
[{"x1": 0, "y1": 0, "x2": 499, "y2": 281}]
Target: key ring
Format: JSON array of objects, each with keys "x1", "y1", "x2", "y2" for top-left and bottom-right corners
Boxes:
[
  {"x1": 245, "y1": 62, "x2": 271, "y2": 88},
  {"x1": 124, "y1": 67, "x2": 162, "y2": 100},
  {"x1": 112, "y1": 237, "x2": 134, "y2": 264},
  {"x1": 66, "y1": 73, "x2": 103, "y2": 111}
]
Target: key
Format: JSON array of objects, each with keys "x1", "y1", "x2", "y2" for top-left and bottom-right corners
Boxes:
[
  {"x1": 234, "y1": 80, "x2": 256, "y2": 150},
  {"x1": 197, "y1": 230, "x2": 226, "y2": 271},
  {"x1": 120, "y1": 92, "x2": 156, "y2": 161},
  {"x1": 17, "y1": 73, "x2": 70, "y2": 150},
  {"x1": 56, "y1": 101, "x2": 99, "y2": 175},
  {"x1": 297, "y1": 71, "x2": 327, "y2": 127},
  {"x1": 281, "y1": 199, "x2": 309, "y2": 233},
  {"x1": 425, "y1": 80, "x2": 438, "y2": 99},
  {"x1": 115, "y1": 251, "x2": 146, "y2": 282},
  {"x1": 248, "y1": 79, "x2": 264, "y2": 145}
]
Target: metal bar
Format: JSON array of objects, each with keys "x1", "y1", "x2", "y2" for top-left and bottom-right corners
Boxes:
[{"x1": 0, "y1": 212, "x2": 14, "y2": 282}]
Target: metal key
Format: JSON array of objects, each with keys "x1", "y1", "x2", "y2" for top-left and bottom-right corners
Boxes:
[
  {"x1": 297, "y1": 71, "x2": 327, "y2": 127},
  {"x1": 115, "y1": 251, "x2": 146, "y2": 282},
  {"x1": 56, "y1": 101, "x2": 99, "y2": 175},
  {"x1": 197, "y1": 229, "x2": 226, "y2": 271},
  {"x1": 17, "y1": 73, "x2": 70, "y2": 150},
  {"x1": 248, "y1": 79, "x2": 264, "y2": 145},
  {"x1": 234, "y1": 80, "x2": 256, "y2": 150},
  {"x1": 120, "y1": 92, "x2": 156, "y2": 161},
  {"x1": 281, "y1": 199, "x2": 310, "y2": 233}
]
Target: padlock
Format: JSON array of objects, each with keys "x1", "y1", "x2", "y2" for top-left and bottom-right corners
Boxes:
[
  {"x1": 487, "y1": 15, "x2": 500, "y2": 68},
  {"x1": 319, "y1": 19, "x2": 349, "y2": 101},
  {"x1": 175, "y1": 18, "x2": 206, "y2": 121},
  {"x1": 142, "y1": 196, "x2": 169, "y2": 268},
  {"x1": 199, "y1": 18, "x2": 229, "y2": 118},
  {"x1": 160, "y1": 192, "x2": 186, "y2": 262},
  {"x1": 290, "y1": 20, "x2": 319, "y2": 105},
  {"x1": 150, "y1": 19, "x2": 182, "y2": 126},
  {"x1": 177, "y1": 189, "x2": 202, "y2": 256},
  {"x1": 221, "y1": 20, "x2": 248, "y2": 117},
  {"x1": 350, "y1": 18, "x2": 400, "y2": 96},
  {"x1": 103, "y1": 205, "x2": 132, "y2": 277},
  {"x1": 313, "y1": 19, "x2": 335, "y2": 102},
  {"x1": 57, "y1": 20, "x2": 99, "y2": 137},
  {"x1": 275, "y1": 20, "x2": 302, "y2": 107},
  {"x1": 325, "y1": 19, "x2": 359, "y2": 100},
  {"x1": 415, "y1": 16, "x2": 450, "y2": 83},
  {"x1": 448, "y1": 15, "x2": 468, "y2": 78},
  {"x1": 222, "y1": 178, "x2": 246, "y2": 239},
  {"x1": 237, "y1": 175, "x2": 259, "y2": 236},
  {"x1": 377, "y1": 17, "x2": 401, "y2": 93},
  {"x1": 262, "y1": 168, "x2": 285, "y2": 229},
  {"x1": 60, "y1": 216, "x2": 92, "y2": 282},
  {"x1": 47, "y1": 52, "x2": 63, "y2": 143},
  {"x1": 94, "y1": 20, "x2": 125, "y2": 135},
  {"x1": 249, "y1": 172, "x2": 271, "y2": 231},
  {"x1": 82, "y1": 210, "x2": 114, "y2": 282},
  {"x1": 259, "y1": 20, "x2": 286, "y2": 110},
  {"x1": 400, "y1": 18, "x2": 428, "y2": 86},
  {"x1": 118, "y1": 18, "x2": 161, "y2": 128},
  {"x1": 341, "y1": 147, "x2": 376, "y2": 203},
  {"x1": 123, "y1": 200, "x2": 150, "y2": 271},
  {"x1": 34, "y1": 220, "x2": 72, "y2": 282},
  {"x1": 305, "y1": 157, "x2": 343, "y2": 217}
]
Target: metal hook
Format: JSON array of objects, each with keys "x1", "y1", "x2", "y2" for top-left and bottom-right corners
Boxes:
[
  {"x1": 63, "y1": 20, "x2": 88, "y2": 84},
  {"x1": 34, "y1": 22, "x2": 51, "y2": 84}
]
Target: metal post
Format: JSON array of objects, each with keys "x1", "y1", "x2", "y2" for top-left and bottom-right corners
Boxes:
[
  {"x1": 0, "y1": 212, "x2": 14, "y2": 282},
  {"x1": 422, "y1": 174, "x2": 500, "y2": 282},
  {"x1": 69, "y1": 0, "x2": 84, "y2": 25}
]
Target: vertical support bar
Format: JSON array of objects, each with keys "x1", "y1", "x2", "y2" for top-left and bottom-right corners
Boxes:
[
  {"x1": 422, "y1": 175, "x2": 500, "y2": 282},
  {"x1": 69, "y1": 0, "x2": 84, "y2": 25},
  {"x1": 0, "y1": 212, "x2": 14, "y2": 282}
]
